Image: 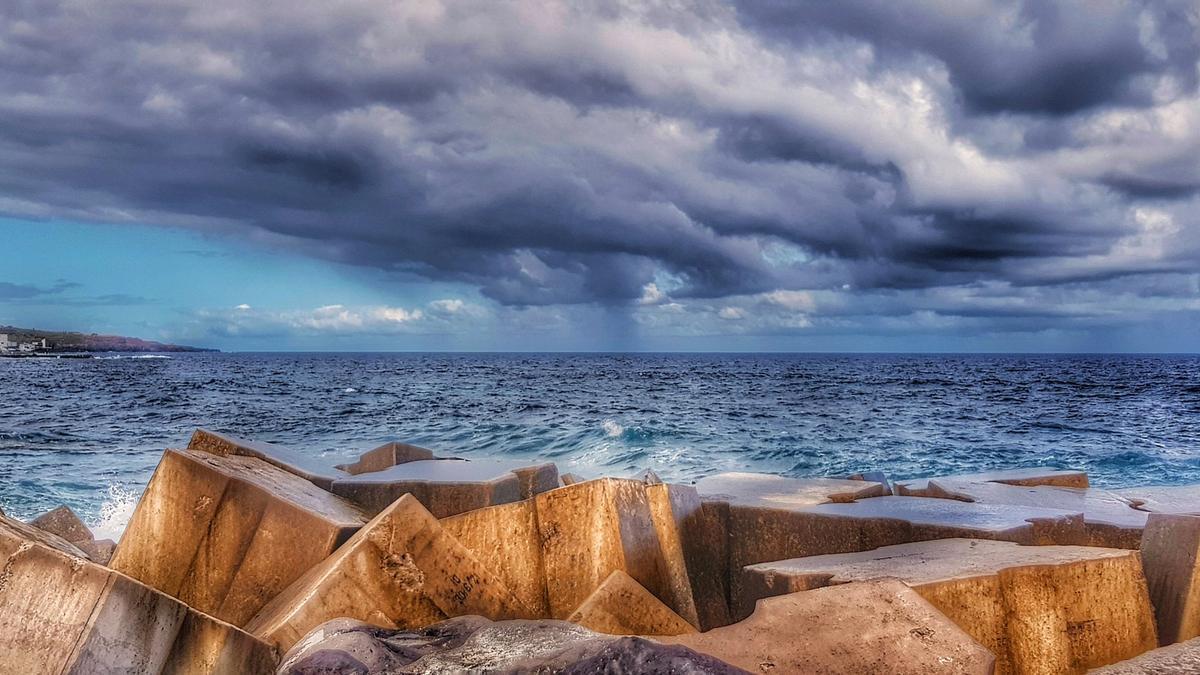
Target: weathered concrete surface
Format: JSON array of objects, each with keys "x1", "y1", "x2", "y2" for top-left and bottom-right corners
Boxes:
[
  {"x1": 894, "y1": 468, "x2": 1089, "y2": 497},
  {"x1": 536, "y1": 478, "x2": 673, "y2": 620},
  {"x1": 709, "y1": 491, "x2": 1087, "y2": 620},
  {"x1": 0, "y1": 511, "x2": 277, "y2": 674},
  {"x1": 336, "y1": 441, "x2": 437, "y2": 475},
  {"x1": 247, "y1": 494, "x2": 528, "y2": 651},
  {"x1": 1140, "y1": 513, "x2": 1200, "y2": 646},
  {"x1": 277, "y1": 616, "x2": 744, "y2": 675},
  {"x1": 925, "y1": 480, "x2": 1145, "y2": 548},
  {"x1": 848, "y1": 470, "x2": 891, "y2": 494},
  {"x1": 662, "y1": 579, "x2": 995, "y2": 675},
  {"x1": 188, "y1": 428, "x2": 346, "y2": 491},
  {"x1": 441, "y1": 498, "x2": 549, "y2": 618},
  {"x1": 30, "y1": 505, "x2": 93, "y2": 544},
  {"x1": 645, "y1": 483, "x2": 702, "y2": 629},
  {"x1": 743, "y1": 539, "x2": 1157, "y2": 674},
  {"x1": 1088, "y1": 636, "x2": 1200, "y2": 674},
  {"x1": 695, "y1": 471, "x2": 887, "y2": 508},
  {"x1": 560, "y1": 472, "x2": 584, "y2": 486},
  {"x1": 76, "y1": 538, "x2": 116, "y2": 565},
  {"x1": 331, "y1": 458, "x2": 559, "y2": 518},
  {"x1": 567, "y1": 570, "x2": 697, "y2": 636},
  {"x1": 110, "y1": 448, "x2": 367, "y2": 627},
  {"x1": 1115, "y1": 484, "x2": 1200, "y2": 515}
]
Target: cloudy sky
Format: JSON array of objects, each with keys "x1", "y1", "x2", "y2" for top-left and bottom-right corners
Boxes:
[{"x1": 1, "y1": 0, "x2": 1197, "y2": 351}]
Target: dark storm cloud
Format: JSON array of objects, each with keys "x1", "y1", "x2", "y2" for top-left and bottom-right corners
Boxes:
[
  {"x1": 0, "y1": 281, "x2": 79, "y2": 300},
  {"x1": 0, "y1": 0, "x2": 1197, "y2": 320}
]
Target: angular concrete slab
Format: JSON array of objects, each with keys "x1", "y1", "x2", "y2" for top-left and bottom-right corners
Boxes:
[
  {"x1": 695, "y1": 471, "x2": 887, "y2": 508},
  {"x1": 744, "y1": 539, "x2": 1156, "y2": 674},
  {"x1": 246, "y1": 494, "x2": 528, "y2": 651},
  {"x1": 76, "y1": 538, "x2": 116, "y2": 565},
  {"x1": 441, "y1": 498, "x2": 549, "y2": 617},
  {"x1": 536, "y1": 478, "x2": 672, "y2": 619},
  {"x1": 567, "y1": 570, "x2": 697, "y2": 636},
  {"x1": 331, "y1": 457, "x2": 558, "y2": 518},
  {"x1": 30, "y1": 504, "x2": 93, "y2": 544},
  {"x1": 0, "y1": 512, "x2": 277, "y2": 674},
  {"x1": 189, "y1": 428, "x2": 347, "y2": 491},
  {"x1": 662, "y1": 579, "x2": 995, "y2": 674},
  {"x1": 334, "y1": 440, "x2": 436, "y2": 475},
  {"x1": 1114, "y1": 484, "x2": 1200, "y2": 515},
  {"x1": 645, "y1": 483, "x2": 702, "y2": 629},
  {"x1": 1089, "y1": 636, "x2": 1200, "y2": 674},
  {"x1": 894, "y1": 467, "x2": 1089, "y2": 497},
  {"x1": 1140, "y1": 513, "x2": 1200, "y2": 646},
  {"x1": 925, "y1": 480, "x2": 1146, "y2": 548},
  {"x1": 110, "y1": 448, "x2": 367, "y2": 627}
]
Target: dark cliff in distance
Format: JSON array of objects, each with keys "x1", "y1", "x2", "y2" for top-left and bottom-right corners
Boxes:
[{"x1": 1, "y1": 325, "x2": 217, "y2": 353}]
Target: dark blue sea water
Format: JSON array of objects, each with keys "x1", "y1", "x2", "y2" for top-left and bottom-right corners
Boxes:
[{"x1": 1, "y1": 353, "x2": 1198, "y2": 538}]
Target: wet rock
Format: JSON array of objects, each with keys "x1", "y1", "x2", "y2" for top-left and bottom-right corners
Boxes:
[
  {"x1": 110, "y1": 448, "x2": 368, "y2": 627},
  {"x1": 923, "y1": 480, "x2": 1145, "y2": 548},
  {"x1": 661, "y1": 578, "x2": 995, "y2": 675},
  {"x1": 442, "y1": 499, "x2": 549, "y2": 617},
  {"x1": 247, "y1": 494, "x2": 528, "y2": 651},
  {"x1": 535, "y1": 478, "x2": 672, "y2": 619},
  {"x1": 893, "y1": 467, "x2": 1089, "y2": 497},
  {"x1": 29, "y1": 504, "x2": 93, "y2": 545},
  {"x1": 279, "y1": 617, "x2": 742, "y2": 675},
  {"x1": 567, "y1": 570, "x2": 697, "y2": 636},
  {"x1": 336, "y1": 441, "x2": 437, "y2": 475},
  {"x1": 331, "y1": 458, "x2": 559, "y2": 518},
  {"x1": 0, "y1": 511, "x2": 277, "y2": 674},
  {"x1": 189, "y1": 428, "x2": 347, "y2": 491},
  {"x1": 743, "y1": 538, "x2": 1157, "y2": 674},
  {"x1": 1088, "y1": 636, "x2": 1200, "y2": 674},
  {"x1": 1140, "y1": 513, "x2": 1200, "y2": 646}
]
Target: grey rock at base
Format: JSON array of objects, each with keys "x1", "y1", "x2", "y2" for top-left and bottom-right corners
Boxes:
[{"x1": 278, "y1": 617, "x2": 745, "y2": 674}]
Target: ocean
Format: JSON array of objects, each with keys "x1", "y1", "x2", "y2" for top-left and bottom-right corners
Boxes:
[{"x1": 1, "y1": 352, "x2": 1197, "y2": 538}]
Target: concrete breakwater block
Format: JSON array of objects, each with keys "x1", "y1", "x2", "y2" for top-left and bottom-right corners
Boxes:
[
  {"x1": 695, "y1": 471, "x2": 888, "y2": 508},
  {"x1": 1088, "y1": 636, "x2": 1200, "y2": 673},
  {"x1": 0, "y1": 512, "x2": 277, "y2": 674},
  {"x1": 246, "y1": 494, "x2": 529, "y2": 651},
  {"x1": 894, "y1": 467, "x2": 1089, "y2": 497},
  {"x1": 661, "y1": 578, "x2": 995, "y2": 674},
  {"x1": 1114, "y1": 484, "x2": 1200, "y2": 514},
  {"x1": 331, "y1": 458, "x2": 559, "y2": 518},
  {"x1": 743, "y1": 539, "x2": 1157, "y2": 674},
  {"x1": 110, "y1": 448, "x2": 368, "y2": 627},
  {"x1": 1139, "y1": 513, "x2": 1200, "y2": 646},
  {"x1": 188, "y1": 428, "x2": 348, "y2": 491},
  {"x1": 442, "y1": 498, "x2": 550, "y2": 617},
  {"x1": 277, "y1": 617, "x2": 744, "y2": 674},
  {"x1": 334, "y1": 440, "x2": 436, "y2": 475},
  {"x1": 923, "y1": 480, "x2": 1146, "y2": 548},
  {"x1": 646, "y1": 482, "x2": 728, "y2": 631},
  {"x1": 28, "y1": 504, "x2": 114, "y2": 565},
  {"x1": 536, "y1": 478, "x2": 675, "y2": 620},
  {"x1": 567, "y1": 570, "x2": 698, "y2": 636}
]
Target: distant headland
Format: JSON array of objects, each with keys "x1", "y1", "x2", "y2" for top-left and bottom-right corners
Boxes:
[{"x1": 0, "y1": 325, "x2": 216, "y2": 354}]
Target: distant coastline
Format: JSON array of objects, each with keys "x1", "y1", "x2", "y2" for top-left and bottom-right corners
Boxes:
[{"x1": 0, "y1": 325, "x2": 216, "y2": 354}]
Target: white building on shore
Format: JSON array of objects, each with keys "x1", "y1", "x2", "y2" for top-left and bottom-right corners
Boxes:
[{"x1": 0, "y1": 334, "x2": 48, "y2": 353}]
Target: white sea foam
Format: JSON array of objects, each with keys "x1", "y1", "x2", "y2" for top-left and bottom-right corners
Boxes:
[
  {"x1": 343, "y1": 387, "x2": 358, "y2": 393},
  {"x1": 90, "y1": 483, "x2": 138, "y2": 541},
  {"x1": 601, "y1": 419, "x2": 624, "y2": 437}
]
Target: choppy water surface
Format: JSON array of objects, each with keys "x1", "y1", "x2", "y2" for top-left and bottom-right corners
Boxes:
[{"x1": 1, "y1": 353, "x2": 1198, "y2": 535}]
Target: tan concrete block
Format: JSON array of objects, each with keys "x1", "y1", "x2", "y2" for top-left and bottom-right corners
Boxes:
[
  {"x1": 647, "y1": 482, "x2": 728, "y2": 630},
  {"x1": 895, "y1": 468, "x2": 1089, "y2": 497},
  {"x1": 707, "y1": 491, "x2": 1087, "y2": 620},
  {"x1": 743, "y1": 539, "x2": 1157, "y2": 674},
  {"x1": 0, "y1": 512, "x2": 277, "y2": 675},
  {"x1": 188, "y1": 428, "x2": 347, "y2": 490},
  {"x1": 695, "y1": 471, "x2": 887, "y2": 507},
  {"x1": 246, "y1": 494, "x2": 528, "y2": 651},
  {"x1": 335, "y1": 441, "x2": 436, "y2": 475},
  {"x1": 1140, "y1": 513, "x2": 1200, "y2": 646},
  {"x1": 1088, "y1": 636, "x2": 1200, "y2": 673},
  {"x1": 662, "y1": 579, "x2": 995, "y2": 674},
  {"x1": 441, "y1": 498, "x2": 549, "y2": 617},
  {"x1": 1114, "y1": 484, "x2": 1200, "y2": 514},
  {"x1": 561, "y1": 472, "x2": 585, "y2": 486},
  {"x1": 29, "y1": 505, "x2": 93, "y2": 544},
  {"x1": 926, "y1": 480, "x2": 1146, "y2": 548},
  {"x1": 536, "y1": 478, "x2": 671, "y2": 619},
  {"x1": 567, "y1": 570, "x2": 697, "y2": 636},
  {"x1": 330, "y1": 458, "x2": 557, "y2": 518},
  {"x1": 110, "y1": 449, "x2": 367, "y2": 627},
  {"x1": 76, "y1": 538, "x2": 116, "y2": 565}
]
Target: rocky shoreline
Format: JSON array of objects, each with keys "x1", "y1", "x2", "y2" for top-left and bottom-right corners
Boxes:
[{"x1": 2, "y1": 428, "x2": 1198, "y2": 673}]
